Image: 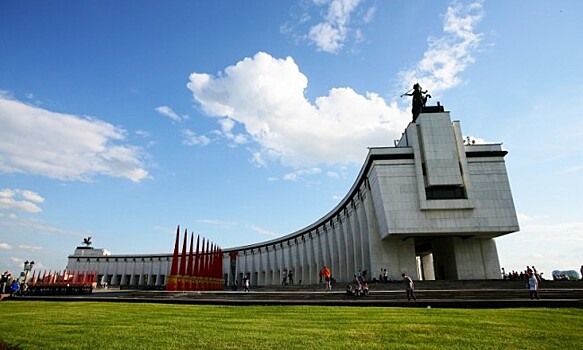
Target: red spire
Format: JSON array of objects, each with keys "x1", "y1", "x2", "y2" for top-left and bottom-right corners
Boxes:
[
  {"x1": 187, "y1": 232, "x2": 194, "y2": 277},
  {"x1": 204, "y1": 239, "x2": 211, "y2": 278},
  {"x1": 169, "y1": 225, "x2": 180, "y2": 276},
  {"x1": 199, "y1": 237, "x2": 206, "y2": 277},
  {"x1": 194, "y1": 235, "x2": 200, "y2": 276},
  {"x1": 179, "y1": 228, "x2": 188, "y2": 276}
]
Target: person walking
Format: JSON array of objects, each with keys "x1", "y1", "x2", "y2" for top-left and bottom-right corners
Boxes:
[
  {"x1": 402, "y1": 273, "x2": 416, "y2": 301},
  {"x1": 243, "y1": 274, "x2": 250, "y2": 293},
  {"x1": 323, "y1": 266, "x2": 332, "y2": 291}
]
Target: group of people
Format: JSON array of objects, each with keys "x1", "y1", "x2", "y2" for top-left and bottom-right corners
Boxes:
[
  {"x1": 502, "y1": 266, "x2": 542, "y2": 300},
  {"x1": 346, "y1": 279, "x2": 369, "y2": 297},
  {"x1": 502, "y1": 266, "x2": 544, "y2": 282},
  {"x1": 1, "y1": 270, "x2": 23, "y2": 298},
  {"x1": 232, "y1": 274, "x2": 251, "y2": 292},
  {"x1": 280, "y1": 269, "x2": 295, "y2": 285}
]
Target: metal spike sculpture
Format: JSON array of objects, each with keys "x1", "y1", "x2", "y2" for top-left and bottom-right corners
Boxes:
[
  {"x1": 166, "y1": 225, "x2": 223, "y2": 291},
  {"x1": 27, "y1": 269, "x2": 97, "y2": 295}
]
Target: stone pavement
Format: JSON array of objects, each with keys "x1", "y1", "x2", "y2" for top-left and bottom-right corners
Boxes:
[{"x1": 12, "y1": 280, "x2": 583, "y2": 308}]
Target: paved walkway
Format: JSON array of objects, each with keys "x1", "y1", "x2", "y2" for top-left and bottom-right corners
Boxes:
[{"x1": 11, "y1": 281, "x2": 583, "y2": 308}]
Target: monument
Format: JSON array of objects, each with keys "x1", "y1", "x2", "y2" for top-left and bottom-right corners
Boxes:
[
  {"x1": 225, "y1": 99, "x2": 519, "y2": 284},
  {"x1": 66, "y1": 97, "x2": 519, "y2": 287}
]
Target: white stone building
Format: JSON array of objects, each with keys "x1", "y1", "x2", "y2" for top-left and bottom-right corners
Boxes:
[{"x1": 67, "y1": 109, "x2": 519, "y2": 287}]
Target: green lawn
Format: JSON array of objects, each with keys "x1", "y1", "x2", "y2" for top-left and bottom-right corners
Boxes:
[{"x1": 0, "y1": 301, "x2": 581, "y2": 349}]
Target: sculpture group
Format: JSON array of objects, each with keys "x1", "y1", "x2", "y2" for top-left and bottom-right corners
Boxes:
[{"x1": 166, "y1": 225, "x2": 223, "y2": 291}]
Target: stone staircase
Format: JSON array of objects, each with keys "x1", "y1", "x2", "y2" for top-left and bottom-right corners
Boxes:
[{"x1": 21, "y1": 280, "x2": 583, "y2": 308}]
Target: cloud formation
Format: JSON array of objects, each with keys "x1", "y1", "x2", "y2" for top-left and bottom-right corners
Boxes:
[
  {"x1": 282, "y1": 0, "x2": 372, "y2": 53},
  {"x1": 182, "y1": 129, "x2": 211, "y2": 146},
  {"x1": 155, "y1": 105, "x2": 189, "y2": 123},
  {"x1": 187, "y1": 2, "x2": 483, "y2": 171},
  {"x1": 0, "y1": 96, "x2": 149, "y2": 182},
  {"x1": 398, "y1": 1, "x2": 484, "y2": 94},
  {"x1": 0, "y1": 189, "x2": 44, "y2": 213},
  {"x1": 498, "y1": 214, "x2": 583, "y2": 274},
  {"x1": 308, "y1": 0, "x2": 363, "y2": 53},
  {"x1": 188, "y1": 52, "x2": 408, "y2": 168}
]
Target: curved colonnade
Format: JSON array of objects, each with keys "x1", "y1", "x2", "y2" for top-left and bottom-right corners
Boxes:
[
  {"x1": 67, "y1": 109, "x2": 519, "y2": 288},
  {"x1": 224, "y1": 150, "x2": 383, "y2": 287}
]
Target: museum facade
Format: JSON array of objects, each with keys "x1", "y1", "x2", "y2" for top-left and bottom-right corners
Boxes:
[{"x1": 67, "y1": 108, "x2": 519, "y2": 287}]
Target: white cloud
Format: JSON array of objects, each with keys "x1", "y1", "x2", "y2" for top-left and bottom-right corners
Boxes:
[
  {"x1": 331, "y1": 194, "x2": 343, "y2": 201},
  {"x1": 0, "y1": 189, "x2": 44, "y2": 213},
  {"x1": 195, "y1": 219, "x2": 237, "y2": 230},
  {"x1": 251, "y1": 151, "x2": 267, "y2": 168},
  {"x1": 309, "y1": 22, "x2": 345, "y2": 53},
  {"x1": 21, "y1": 190, "x2": 44, "y2": 203},
  {"x1": 182, "y1": 129, "x2": 211, "y2": 146},
  {"x1": 398, "y1": 1, "x2": 484, "y2": 94},
  {"x1": 0, "y1": 243, "x2": 12, "y2": 250},
  {"x1": 218, "y1": 118, "x2": 248, "y2": 145},
  {"x1": 18, "y1": 244, "x2": 43, "y2": 252},
  {"x1": 188, "y1": 51, "x2": 409, "y2": 168},
  {"x1": 497, "y1": 213, "x2": 583, "y2": 275},
  {"x1": 326, "y1": 171, "x2": 341, "y2": 179},
  {"x1": 135, "y1": 130, "x2": 151, "y2": 138},
  {"x1": 0, "y1": 211, "x2": 85, "y2": 237},
  {"x1": 283, "y1": 167, "x2": 322, "y2": 181},
  {"x1": 249, "y1": 225, "x2": 279, "y2": 238},
  {"x1": 155, "y1": 106, "x2": 189, "y2": 123},
  {"x1": 0, "y1": 97, "x2": 149, "y2": 182},
  {"x1": 282, "y1": 0, "x2": 372, "y2": 53},
  {"x1": 187, "y1": 3, "x2": 483, "y2": 170},
  {"x1": 307, "y1": 0, "x2": 364, "y2": 53}
]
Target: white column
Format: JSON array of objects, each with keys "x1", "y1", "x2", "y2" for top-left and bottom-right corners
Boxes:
[
  {"x1": 311, "y1": 231, "x2": 320, "y2": 284},
  {"x1": 351, "y1": 199, "x2": 364, "y2": 271},
  {"x1": 341, "y1": 210, "x2": 355, "y2": 280},
  {"x1": 335, "y1": 215, "x2": 347, "y2": 282},
  {"x1": 300, "y1": 234, "x2": 312, "y2": 284}
]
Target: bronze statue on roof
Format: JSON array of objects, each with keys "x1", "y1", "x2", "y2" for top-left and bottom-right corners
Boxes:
[{"x1": 401, "y1": 83, "x2": 431, "y2": 122}]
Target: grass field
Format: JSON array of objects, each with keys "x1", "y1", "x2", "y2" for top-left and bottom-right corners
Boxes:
[{"x1": 0, "y1": 301, "x2": 581, "y2": 349}]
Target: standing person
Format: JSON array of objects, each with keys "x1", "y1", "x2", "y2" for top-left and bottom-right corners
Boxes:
[
  {"x1": 0, "y1": 271, "x2": 9, "y2": 294},
  {"x1": 288, "y1": 269, "x2": 294, "y2": 285},
  {"x1": 243, "y1": 274, "x2": 250, "y2": 293},
  {"x1": 318, "y1": 269, "x2": 323, "y2": 284},
  {"x1": 528, "y1": 273, "x2": 539, "y2": 300},
  {"x1": 402, "y1": 273, "x2": 416, "y2": 301},
  {"x1": 10, "y1": 279, "x2": 20, "y2": 297},
  {"x1": 323, "y1": 266, "x2": 332, "y2": 291}
]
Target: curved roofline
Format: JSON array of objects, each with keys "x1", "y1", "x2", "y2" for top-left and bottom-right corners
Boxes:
[
  {"x1": 223, "y1": 145, "x2": 415, "y2": 253},
  {"x1": 223, "y1": 139, "x2": 509, "y2": 254}
]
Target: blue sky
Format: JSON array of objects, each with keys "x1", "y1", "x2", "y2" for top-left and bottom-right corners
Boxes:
[{"x1": 1, "y1": 1, "x2": 582, "y2": 279}]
